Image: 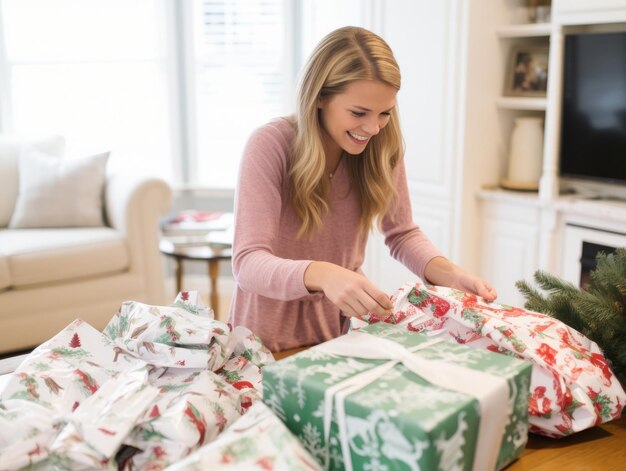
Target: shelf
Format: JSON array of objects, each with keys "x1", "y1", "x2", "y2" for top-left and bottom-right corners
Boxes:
[
  {"x1": 497, "y1": 23, "x2": 551, "y2": 38},
  {"x1": 496, "y1": 96, "x2": 547, "y2": 111}
]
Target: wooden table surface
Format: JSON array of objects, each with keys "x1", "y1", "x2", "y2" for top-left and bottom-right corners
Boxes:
[
  {"x1": 508, "y1": 415, "x2": 626, "y2": 470},
  {"x1": 272, "y1": 347, "x2": 626, "y2": 471}
]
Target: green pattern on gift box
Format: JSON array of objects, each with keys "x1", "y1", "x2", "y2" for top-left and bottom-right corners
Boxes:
[{"x1": 263, "y1": 323, "x2": 532, "y2": 471}]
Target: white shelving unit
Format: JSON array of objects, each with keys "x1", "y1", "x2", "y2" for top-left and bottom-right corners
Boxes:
[
  {"x1": 496, "y1": 22, "x2": 552, "y2": 37},
  {"x1": 466, "y1": 0, "x2": 626, "y2": 306},
  {"x1": 496, "y1": 97, "x2": 547, "y2": 110}
]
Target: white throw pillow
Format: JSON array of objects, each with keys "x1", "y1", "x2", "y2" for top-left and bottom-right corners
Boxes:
[
  {"x1": 8, "y1": 148, "x2": 110, "y2": 228},
  {"x1": 0, "y1": 135, "x2": 65, "y2": 227}
]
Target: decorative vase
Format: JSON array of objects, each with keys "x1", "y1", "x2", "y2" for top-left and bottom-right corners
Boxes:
[{"x1": 502, "y1": 117, "x2": 544, "y2": 190}]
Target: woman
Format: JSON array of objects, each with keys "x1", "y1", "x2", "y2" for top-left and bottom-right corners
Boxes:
[{"x1": 229, "y1": 26, "x2": 496, "y2": 352}]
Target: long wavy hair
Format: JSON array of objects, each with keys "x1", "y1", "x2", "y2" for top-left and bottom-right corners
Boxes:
[{"x1": 289, "y1": 26, "x2": 403, "y2": 238}]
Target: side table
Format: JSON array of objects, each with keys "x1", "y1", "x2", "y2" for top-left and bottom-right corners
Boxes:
[{"x1": 159, "y1": 240, "x2": 233, "y2": 315}]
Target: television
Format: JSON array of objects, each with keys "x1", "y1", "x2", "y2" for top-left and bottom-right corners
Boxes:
[{"x1": 560, "y1": 32, "x2": 626, "y2": 185}]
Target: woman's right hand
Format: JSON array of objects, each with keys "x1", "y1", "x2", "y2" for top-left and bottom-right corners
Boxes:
[{"x1": 304, "y1": 261, "x2": 393, "y2": 318}]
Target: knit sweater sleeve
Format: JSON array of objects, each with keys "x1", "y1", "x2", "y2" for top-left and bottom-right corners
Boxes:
[
  {"x1": 231, "y1": 121, "x2": 312, "y2": 301},
  {"x1": 381, "y1": 157, "x2": 445, "y2": 278}
]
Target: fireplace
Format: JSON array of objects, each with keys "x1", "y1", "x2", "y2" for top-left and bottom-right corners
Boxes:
[
  {"x1": 563, "y1": 224, "x2": 626, "y2": 289},
  {"x1": 578, "y1": 241, "x2": 617, "y2": 289}
]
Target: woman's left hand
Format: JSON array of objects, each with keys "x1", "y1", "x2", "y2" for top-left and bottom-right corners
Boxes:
[{"x1": 424, "y1": 256, "x2": 498, "y2": 302}]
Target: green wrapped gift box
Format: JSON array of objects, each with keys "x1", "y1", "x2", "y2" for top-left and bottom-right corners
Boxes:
[{"x1": 262, "y1": 323, "x2": 532, "y2": 471}]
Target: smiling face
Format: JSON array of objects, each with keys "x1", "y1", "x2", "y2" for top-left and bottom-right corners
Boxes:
[{"x1": 317, "y1": 79, "x2": 398, "y2": 160}]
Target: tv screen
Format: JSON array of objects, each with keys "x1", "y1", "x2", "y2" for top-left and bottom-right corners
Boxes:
[{"x1": 561, "y1": 32, "x2": 626, "y2": 184}]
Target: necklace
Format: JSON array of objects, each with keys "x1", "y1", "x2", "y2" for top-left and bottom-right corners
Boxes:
[{"x1": 328, "y1": 154, "x2": 344, "y2": 180}]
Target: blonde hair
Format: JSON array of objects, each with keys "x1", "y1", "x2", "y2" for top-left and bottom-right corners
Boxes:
[{"x1": 289, "y1": 26, "x2": 403, "y2": 238}]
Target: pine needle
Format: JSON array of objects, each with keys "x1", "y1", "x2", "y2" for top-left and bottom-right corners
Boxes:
[{"x1": 516, "y1": 248, "x2": 626, "y2": 386}]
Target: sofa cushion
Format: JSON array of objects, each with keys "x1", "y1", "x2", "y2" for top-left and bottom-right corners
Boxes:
[
  {"x1": 0, "y1": 228, "x2": 129, "y2": 288},
  {"x1": 9, "y1": 149, "x2": 109, "y2": 229},
  {"x1": 0, "y1": 135, "x2": 65, "y2": 227}
]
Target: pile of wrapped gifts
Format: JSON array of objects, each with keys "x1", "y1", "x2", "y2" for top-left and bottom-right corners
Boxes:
[
  {"x1": 1, "y1": 279, "x2": 624, "y2": 470},
  {"x1": 0, "y1": 292, "x2": 317, "y2": 470}
]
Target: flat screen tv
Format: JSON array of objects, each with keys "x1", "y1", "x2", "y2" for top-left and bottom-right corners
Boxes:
[{"x1": 560, "y1": 32, "x2": 626, "y2": 185}]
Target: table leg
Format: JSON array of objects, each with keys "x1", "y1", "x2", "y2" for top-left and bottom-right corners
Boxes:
[
  {"x1": 175, "y1": 258, "x2": 183, "y2": 294},
  {"x1": 208, "y1": 259, "x2": 219, "y2": 314}
]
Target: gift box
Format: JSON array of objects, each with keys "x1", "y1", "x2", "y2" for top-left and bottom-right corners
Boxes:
[
  {"x1": 164, "y1": 401, "x2": 323, "y2": 470},
  {"x1": 353, "y1": 279, "x2": 626, "y2": 438},
  {"x1": 262, "y1": 323, "x2": 532, "y2": 471}
]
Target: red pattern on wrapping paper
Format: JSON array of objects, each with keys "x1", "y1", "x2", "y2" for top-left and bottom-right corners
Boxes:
[
  {"x1": 180, "y1": 291, "x2": 189, "y2": 301},
  {"x1": 240, "y1": 394, "x2": 253, "y2": 412},
  {"x1": 589, "y1": 353, "x2": 614, "y2": 386},
  {"x1": 232, "y1": 380, "x2": 254, "y2": 390},
  {"x1": 587, "y1": 387, "x2": 604, "y2": 425},
  {"x1": 255, "y1": 457, "x2": 275, "y2": 470},
  {"x1": 149, "y1": 405, "x2": 161, "y2": 418},
  {"x1": 184, "y1": 405, "x2": 207, "y2": 445},
  {"x1": 153, "y1": 446, "x2": 166, "y2": 458},
  {"x1": 413, "y1": 292, "x2": 451, "y2": 318},
  {"x1": 73, "y1": 369, "x2": 98, "y2": 394},
  {"x1": 529, "y1": 386, "x2": 552, "y2": 417},
  {"x1": 69, "y1": 333, "x2": 81, "y2": 348},
  {"x1": 536, "y1": 343, "x2": 558, "y2": 366},
  {"x1": 450, "y1": 329, "x2": 483, "y2": 344},
  {"x1": 214, "y1": 409, "x2": 228, "y2": 434},
  {"x1": 407, "y1": 317, "x2": 447, "y2": 333},
  {"x1": 98, "y1": 427, "x2": 117, "y2": 436},
  {"x1": 367, "y1": 310, "x2": 411, "y2": 325},
  {"x1": 27, "y1": 444, "x2": 42, "y2": 461}
]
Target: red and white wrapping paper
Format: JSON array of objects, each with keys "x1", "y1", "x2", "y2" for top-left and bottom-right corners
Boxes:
[{"x1": 352, "y1": 279, "x2": 626, "y2": 437}]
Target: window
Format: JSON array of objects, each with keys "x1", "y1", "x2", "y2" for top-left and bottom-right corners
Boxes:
[
  {"x1": 0, "y1": 0, "x2": 175, "y2": 180},
  {"x1": 0, "y1": 0, "x2": 296, "y2": 189},
  {"x1": 186, "y1": 0, "x2": 294, "y2": 188}
]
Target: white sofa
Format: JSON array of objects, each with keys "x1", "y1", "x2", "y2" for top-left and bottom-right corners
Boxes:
[{"x1": 0, "y1": 135, "x2": 172, "y2": 354}]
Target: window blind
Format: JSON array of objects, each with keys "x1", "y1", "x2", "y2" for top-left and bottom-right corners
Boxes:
[{"x1": 191, "y1": 0, "x2": 291, "y2": 188}]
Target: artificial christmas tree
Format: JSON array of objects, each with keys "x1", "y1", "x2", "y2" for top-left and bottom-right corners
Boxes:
[{"x1": 516, "y1": 248, "x2": 626, "y2": 387}]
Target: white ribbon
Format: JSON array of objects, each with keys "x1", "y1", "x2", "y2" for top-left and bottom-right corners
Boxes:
[{"x1": 316, "y1": 330, "x2": 509, "y2": 471}]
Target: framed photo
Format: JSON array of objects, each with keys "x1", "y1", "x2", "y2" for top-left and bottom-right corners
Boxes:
[{"x1": 504, "y1": 46, "x2": 549, "y2": 97}]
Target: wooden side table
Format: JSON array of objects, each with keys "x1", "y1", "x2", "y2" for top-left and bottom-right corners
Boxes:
[{"x1": 159, "y1": 239, "x2": 232, "y2": 314}]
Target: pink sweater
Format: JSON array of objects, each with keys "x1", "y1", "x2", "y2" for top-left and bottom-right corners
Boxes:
[{"x1": 228, "y1": 118, "x2": 443, "y2": 352}]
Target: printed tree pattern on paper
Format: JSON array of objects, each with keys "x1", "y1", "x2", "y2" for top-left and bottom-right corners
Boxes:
[{"x1": 0, "y1": 291, "x2": 274, "y2": 470}]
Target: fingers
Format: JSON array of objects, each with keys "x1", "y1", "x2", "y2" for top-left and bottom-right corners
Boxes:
[
  {"x1": 335, "y1": 286, "x2": 392, "y2": 318},
  {"x1": 323, "y1": 268, "x2": 391, "y2": 318},
  {"x1": 480, "y1": 283, "x2": 498, "y2": 302},
  {"x1": 470, "y1": 279, "x2": 497, "y2": 302}
]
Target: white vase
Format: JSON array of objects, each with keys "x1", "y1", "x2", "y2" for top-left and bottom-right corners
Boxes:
[{"x1": 506, "y1": 117, "x2": 544, "y2": 188}]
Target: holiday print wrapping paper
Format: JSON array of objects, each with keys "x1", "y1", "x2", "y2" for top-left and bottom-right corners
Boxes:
[
  {"x1": 262, "y1": 323, "x2": 532, "y2": 471},
  {"x1": 0, "y1": 291, "x2": 272, "y2": 470},
  {"x1": 352, "y1": 279, "x2": 626, "y2": 438},
  {"x1": 165, "y1": 401, "x2": 323, "y2": 471}
]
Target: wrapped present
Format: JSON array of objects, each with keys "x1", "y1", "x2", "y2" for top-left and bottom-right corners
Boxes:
[
  {"x1": 0, "y1": 291, "x2": 274, "y2": 470},
  {"x1": 164, "y1": 401, "x2": 323, "y2": 470},
  {"x1": 262, "y1": 323, "x2": 532, "y2": 471},
  {"x1": 0, "y1": 319, "x2": 154, "y2": 470},
  {"x1": 353, "y1": 279, "x2": 626, "y2": 437}
]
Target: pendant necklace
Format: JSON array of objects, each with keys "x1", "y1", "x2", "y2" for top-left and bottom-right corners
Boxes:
[{"x1": 329, "y1": 154, "x2": 344, "y2": 180}]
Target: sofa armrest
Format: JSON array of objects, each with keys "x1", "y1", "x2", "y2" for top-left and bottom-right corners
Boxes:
[{"x1": 104, "y1": 173, "x2": 173, "y2": 305}]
